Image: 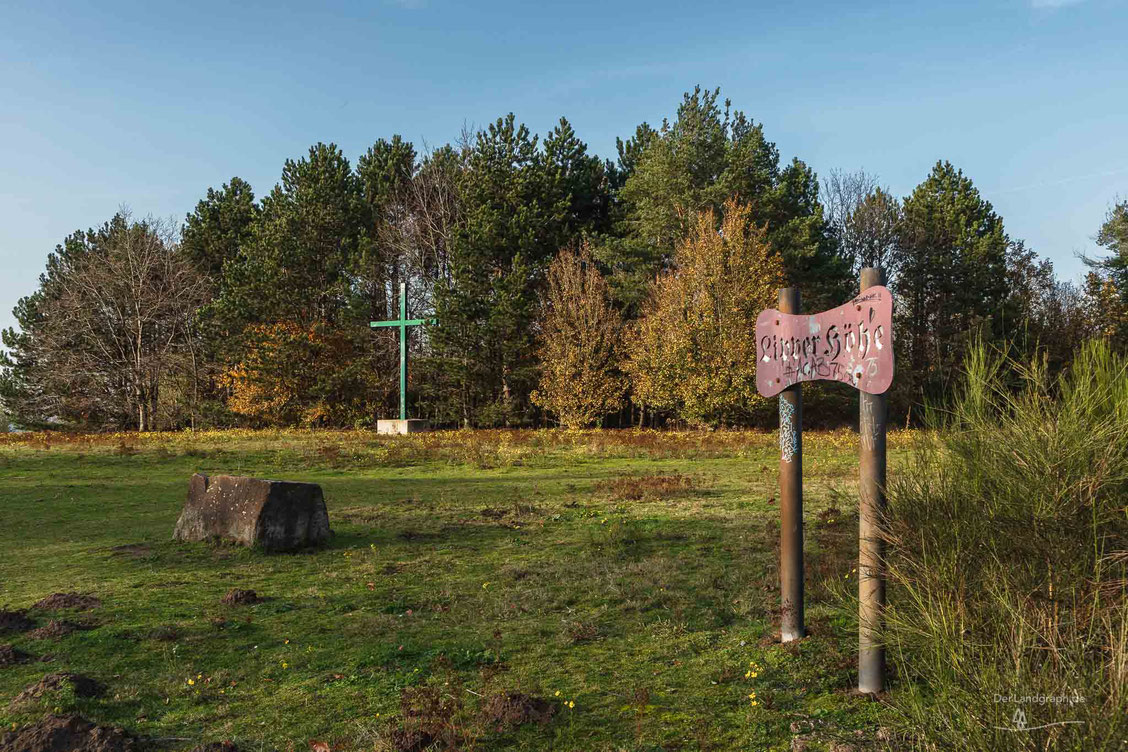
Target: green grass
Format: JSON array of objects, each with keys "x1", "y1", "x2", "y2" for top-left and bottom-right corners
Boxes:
[{"x1": 0, "y1": 429, "x2": 909, "y2": 750}]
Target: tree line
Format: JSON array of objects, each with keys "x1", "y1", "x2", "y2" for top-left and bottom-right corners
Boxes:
[{"x1": 3, "y1": 86, "x2": 1126, "y2": 431}]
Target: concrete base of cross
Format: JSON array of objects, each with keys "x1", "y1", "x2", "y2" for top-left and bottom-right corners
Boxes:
[{"x1": 376, "y1": 419, "x2": 431, "y2": 435}]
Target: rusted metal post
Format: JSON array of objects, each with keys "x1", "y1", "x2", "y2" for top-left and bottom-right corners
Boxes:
[
  {"x1": 858, "y1": 267, "x2": 887, "y2": 693},
  {"x1": 778, "y1": 287, "x2": 804, "y2": 642}
]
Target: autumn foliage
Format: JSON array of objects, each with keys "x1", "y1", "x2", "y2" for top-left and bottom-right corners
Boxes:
[
  {"x1": 222, "y1": 321, "x2": 384, "y2": 427},
  {"x1": 626, "y1": 199, "x2": 784, "y2": 426},
  {"x1": 532, "y1": 244, "x2": 626, "y2": 428}
]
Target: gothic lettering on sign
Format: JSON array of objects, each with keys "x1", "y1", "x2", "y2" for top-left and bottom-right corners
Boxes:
[{"x1": 755, "y1": 286, "x2": 894, "y2": 398}]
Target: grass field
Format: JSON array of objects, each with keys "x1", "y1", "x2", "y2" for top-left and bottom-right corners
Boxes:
[{"x1": 0, "y1": 429, "x2": 915, "y2": 751}]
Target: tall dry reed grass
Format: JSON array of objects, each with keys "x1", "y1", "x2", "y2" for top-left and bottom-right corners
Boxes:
[{"x1": 882, "y1": 340, "x2": 1127, "y2": 749}]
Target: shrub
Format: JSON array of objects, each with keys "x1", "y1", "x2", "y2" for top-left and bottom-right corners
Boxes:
[{"x1": 882, "y1": 340, "x2": 1127, "y2": 749}]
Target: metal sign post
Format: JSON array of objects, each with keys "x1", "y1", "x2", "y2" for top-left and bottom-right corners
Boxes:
[
  {"x1": 755, "y1": 270, "x2": 893, "y2": 692},
  {"x1": 857, "y1": 267, "x2": 888, "y2": 694},
  {"x1": 778, "y1": 287, "x2": 804, "y2": 643}
]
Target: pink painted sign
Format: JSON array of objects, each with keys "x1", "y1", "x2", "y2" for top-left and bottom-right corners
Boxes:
[{"x1": 755, "y1": 286, "x2": 893, "y2": 398}]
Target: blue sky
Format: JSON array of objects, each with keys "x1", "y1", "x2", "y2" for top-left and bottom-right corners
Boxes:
[{"x1": 1, "y1": 0, "x2": 1126, "y2": 334}]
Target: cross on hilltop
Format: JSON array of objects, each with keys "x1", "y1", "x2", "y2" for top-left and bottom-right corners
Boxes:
[{"x1": 370, "y1": 281, "x2": 435, "y2": 421}]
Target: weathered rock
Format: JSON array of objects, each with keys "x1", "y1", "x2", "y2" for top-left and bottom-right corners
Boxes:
[{"x1": 173, "y1": 474, "x2": 331, "y2": 552}]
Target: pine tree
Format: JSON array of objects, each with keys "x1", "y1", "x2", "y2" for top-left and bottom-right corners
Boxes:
[
  {"x1": 617, "y1": 86, "x2": 849, "y2": 309},
  {"x1": 896, "y1": 161, "x2": 1009, "y2": 405},
  {"x1": 208, "y1": 143, "x2": 378, "y2": 426},
  {"x1": 427, "y1": 115, "x2": 612, "y2": 426},
  {"x1": 181, "y1": 177, "x2": 259, "y2": 281},
  {"x1": 1090, "y1": 200, "x2": 1128, "y2": 301}
]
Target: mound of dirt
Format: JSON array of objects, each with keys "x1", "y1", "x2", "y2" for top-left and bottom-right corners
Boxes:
[
  {"x1": 32, "y1": 593, "x2": 102, "y2": 611},
  {"x1": 220, "y1": 589, "x2": 261, "y2": 606},
  {"x1": 0, "y1": 714, "x2": 136, "y2": 752},
  {"x1": 479, "y1": 691, "x2": 555, "y2": 732},
  {"x1": 0, "y1": 644, "x2": 30, "y2": 667},
  {"x1": 109, "y1": 543, "x2": 151, "y2": 559},
  {"x1": 0, "y1": 610, "x2": 34, "y2": 634},
  {"x1": 27, "y1": 620, "x2": 93, "y2": 640},
  {"x1": 8, "y1": 673, "x2": 105, "y2": 710},
  {"x1": 388, "y1": 728, "x2": 435, "y2": 752}
]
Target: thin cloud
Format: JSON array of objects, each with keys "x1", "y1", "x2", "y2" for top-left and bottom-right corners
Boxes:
[{"x1": 1030, "y1": 0, "x2": 1086, "y2": 8}]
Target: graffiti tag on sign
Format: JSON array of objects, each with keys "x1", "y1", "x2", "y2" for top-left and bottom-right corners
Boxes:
[{"x1": 755, "y1": 286, "x2": 894, "y2": 398}]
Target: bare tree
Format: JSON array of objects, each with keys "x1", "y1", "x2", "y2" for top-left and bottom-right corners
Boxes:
[
  {"x1": 823, "y1": 169, "x2": 902, "y2": 280},
  {"x1": 375, "y1": 145, "x2": 464, "y2": 311},
  {"x1": 25, "y1": 211, "x2": 210, "y2": 430}
]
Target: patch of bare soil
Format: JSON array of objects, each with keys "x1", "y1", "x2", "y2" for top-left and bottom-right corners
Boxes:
[
  {"x1": 388, "y1": 728, "x2": 435, "y2": 752},
  {"x1": 0, "y1": 644, "x2": 30, "y2": 666},
  {"x1": 147, "y1": 625, "x2": 181, "y2": 642},
  {"x1": 8, "y1": 673, "x2": 105, "y2": 711},
  {"x1": 479, "y1": 691, "x2": 555, "y2": 732},
  {"x1": 220, "y1": 589, "x2": 262, "y2": 606},
  {"x1": 0, "y1": 714, "x2": 135, "y2": 752},
  {"x1": 188, "y1": 743, "x2": 238, "y2": 752},
  {"x1": 27, "y1": 620, "x2": 95, "y2": 640},
  {"x1": 32, "y1": 593, "x2": 102, "y2": 611},
  {"x1": 0, "y1": 610, "x2": 34, "y2": 634},
  {"x1": 109, "y1": 544, "x2": 152, "y2": 559},
  {"x1": 597, "y1": 472, "x2": 697, "y2": 502}
]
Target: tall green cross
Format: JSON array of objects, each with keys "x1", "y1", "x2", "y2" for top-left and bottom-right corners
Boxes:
[{"x1": 370, "y1": 282, "x2": 434, "y2": 421}]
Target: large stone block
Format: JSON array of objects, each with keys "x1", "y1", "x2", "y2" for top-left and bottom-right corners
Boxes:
[
  {"x1": 173, "y1": 474, "x2": 331, "y2": 552},
  {"x1": 376, "y1": 419, "x2": 431, "y2": 435}
]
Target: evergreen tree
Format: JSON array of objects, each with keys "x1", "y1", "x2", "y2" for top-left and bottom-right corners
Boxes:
[
  {"x1": 218, "y1": 143, "x2": 364, "y2": 328},
  {"x1": 543, "y1": 117, "x2": 611, "y2": 244},
  {"x1": 612, "y1": 122, "x2": 658, "y2": 190},
  {"x1": 356, "y1": 135, "x2": 417, "y2": 319},
  {"x1": 208, "y1": 143, "x2": 379, "y2": 426},
  {"x1": 896, "y1": 161, "x2": 1009, "y2": 406},
  {"x1": 1089, "y1": 200, "x2": 1128, "y2": 300},
  {"x1": 618, "y1": 86, "x2": 849, "y2": 310},
  {"x1": 427, "y1": 115, "x2": 610, "y2": 426},
  {"x1": 181, "y1": 177, "x2": 259, "y2": 281}
]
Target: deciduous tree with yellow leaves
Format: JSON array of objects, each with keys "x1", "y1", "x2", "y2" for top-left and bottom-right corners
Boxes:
[
  {"x1": 221, "y1": 321, "x2": 385, "y2": 427},
  {"x1": 626, "y1": 199, "x2": 783, "y2": 426},
  {"x1": 532, "y1": 243, "x2": 626, "y2": 428}
]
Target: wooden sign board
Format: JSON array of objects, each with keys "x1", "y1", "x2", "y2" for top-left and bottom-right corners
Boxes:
[{"x1": 755, "y1": 286, "x2": 893, "y2": 398}]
